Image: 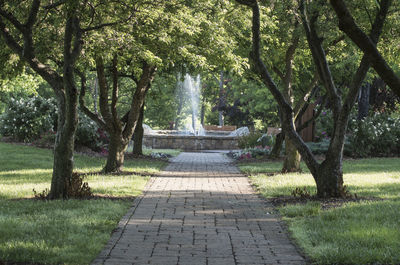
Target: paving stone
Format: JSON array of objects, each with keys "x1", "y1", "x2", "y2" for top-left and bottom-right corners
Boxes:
[{"x1": 91, "y1": 152, "x2": 307, "y2": 265}]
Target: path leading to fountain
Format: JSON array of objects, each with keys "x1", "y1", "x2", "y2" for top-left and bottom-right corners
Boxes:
[{"x1": 92, "y1": 152, "x2": 307, "y2": 265}]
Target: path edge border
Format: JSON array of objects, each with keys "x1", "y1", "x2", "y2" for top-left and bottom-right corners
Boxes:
[{"x1": 91, "y1": 176, "x2": 157, "y2": 265}]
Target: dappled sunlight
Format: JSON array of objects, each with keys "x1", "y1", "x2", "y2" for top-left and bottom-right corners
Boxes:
[
  {"x1": 0, "y1": 199, "x2": 131, "y2": 264},
  {"x1": 244, "y1": 158, "x2": 400, "y2": 199},
  {"x1": 290, "y1": 200, "x2": 400, "y2": 264},
  {"x1": 0, "y1": 183, "x2": 50, "y2": 199},
  {"x1": 0, "y1": 169, "x2": 52, "y2": 175}
]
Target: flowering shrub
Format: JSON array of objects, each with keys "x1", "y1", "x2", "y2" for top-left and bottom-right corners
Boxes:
[
  {"x1": 75, "y1": 113, "x2": 107, "y2": 151},
  {"x1": 347, "y1": 114, "x2": 400, "y2": 157},
  {"x1": 0, "y1": 96, "x2": 57, "y2": 142},
  {"x1": 0, "y1": 96, "x2": 107, "y2": 151},
  {"x1": 229, "y1": 145, "x2": 271, "y2": 160}
]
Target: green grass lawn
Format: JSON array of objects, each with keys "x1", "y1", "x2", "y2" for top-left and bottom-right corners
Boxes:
[
  {"x1": 0, "y1": 142, "x2": 167, "y2": 265},
  {"x1": 238, "y1": 158, "x2": 400, "y2": 264}
]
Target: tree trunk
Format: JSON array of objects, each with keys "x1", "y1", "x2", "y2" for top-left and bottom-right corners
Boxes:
[
  {"x1": 357, "y1": 83, "x2": 370, "y2": 120},
  {"x1": 282, "y1": 135, "x2": 301, "y2": 173},
  {"x1": 270, "y1": 132, "x2": 284, "y2": 158},
  {"x1": 49, "y1": 13, "x2": 81, "y2": 199},
  {"x1": 314, "y1": 156, "x2": 345, "y2": 198},
  {"x1": 133, "y1": 105, "x2": 144, "y2": 155},
  {"x1": 49, "y1": 93, "x2": 77, "y2": 199},
  {"x1": 104, "y1": 131, "x2": 128, "y2": 173}
]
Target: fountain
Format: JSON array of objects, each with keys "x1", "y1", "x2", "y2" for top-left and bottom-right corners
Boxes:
[{"x1": 142, "y1": 74, "x2": 249, "y2": 150}]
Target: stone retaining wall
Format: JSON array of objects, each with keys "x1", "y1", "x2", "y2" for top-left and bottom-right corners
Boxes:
[{"x1": 143, "y1": 134, "x2": 238, "y2": 151}]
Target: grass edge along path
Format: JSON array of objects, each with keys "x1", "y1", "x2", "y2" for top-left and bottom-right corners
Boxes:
[
  {"x1": 0, "y1": 142, "x2": 168, "y2": 265},
  {"x1": 238, "y1": 158, "x2": 400, "y2": 265}
]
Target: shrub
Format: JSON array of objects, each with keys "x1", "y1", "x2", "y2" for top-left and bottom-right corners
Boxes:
[
  {"x1": 238, "y1": 132, "x2": 263, "y2": 149},
  {"x1": 229, "y1": 145, "x2": 272, "y2": 160},
  {"x1": 347, "y1": 114, "x2": 400, "y2": 157},
  {"x1": 0, "y1": 96, "x2": 57, "y2": 142},
  {"x1": 0, "y1": 96, "x2": 107, "y2": 151},
  {"x1": 75, "y1": 113, "x2": 105, "y2": 151}
]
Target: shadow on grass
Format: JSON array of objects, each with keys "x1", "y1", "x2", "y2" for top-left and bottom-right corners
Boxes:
[{"x1": 239, "y1": 157, "x2": 400, "y2": 175}]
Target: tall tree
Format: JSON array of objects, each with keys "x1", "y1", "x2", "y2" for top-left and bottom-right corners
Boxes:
[
  {"x1": 236, "y1": 0, "x2": 390, "y2": 197},
  {"x1": 0, "y1": 1, "x2": 83, "y2": 199}
]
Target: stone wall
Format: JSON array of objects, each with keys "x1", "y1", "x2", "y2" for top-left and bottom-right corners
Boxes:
[{"x1": 143, "y1": 135, "x2": 239, "y2": 151}]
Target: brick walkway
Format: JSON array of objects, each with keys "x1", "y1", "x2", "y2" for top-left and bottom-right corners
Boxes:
[{"x1": 92, "y1": 152, "x2": 307, "y2": 265}]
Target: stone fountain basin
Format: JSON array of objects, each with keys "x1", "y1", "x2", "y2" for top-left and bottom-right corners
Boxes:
[{"x1": 143, "y1": 132, "x2": 239, "y2": 151}]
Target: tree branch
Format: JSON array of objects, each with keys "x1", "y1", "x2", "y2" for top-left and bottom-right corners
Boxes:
[
  {"x1": 77, "y1": 69, "x2": 107, "y2": 129},
  {"x1": 122, "y1": 62, "x2": 157, "y2": 140},
  {"x1": 0, "y1": 8, "x2": 24, "y2": 32},
  {"x1": 330, "y1": 0, "x2": 400, "y2": 97},
  {"x1": 236, "y1": 0, "x2": 320, "y2": 175},
  {"x1": 293, "y1": 72, "x2": 319, "y2": 118},
  {"x1": 111, "y1": 55, "x2": 121, "y2": 127},
  {"x1": 119, "y1": 73, "x2": 139, "y2": 85},
  {"x1": 0, "y1": 17, "x2": 63, "y2": 91},
  {"x1": 300, "y1": 0, "x2": 341, "y2": 120},
  {"x1": 96, "y1": 56, "x2": 114, "y2": 129},
  {"x1": 272, "y1": 66, "x2": 285, "y2": 81},
  {"x1": 44, "y1": 1, "x2": 66, "y2": 9},
  {"x1": 25, "y1": 0, "x2": 40, "y2": 29},
  {"x1": 82, "y1": 12, "x2": 135, "y2": 32}
]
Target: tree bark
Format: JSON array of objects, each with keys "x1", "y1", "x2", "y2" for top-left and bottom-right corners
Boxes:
[
  {"x1": 358, "y1": 83, "x2": 370, "y2": 120},
  {"x1": 269, "y1": 132, "x2": 284, "y2": 158},
  {"x1": 282, "y1": 135, "x2": 301, "y2": 173},
  {"x1": 315, "y1": 154, "x2": 344, "y2": 197},
  {"x1": 103, "y1": 131, "x2": 127, "y2": 173},
  {"x1": 133, "y1": 105, "x2": 145, "y2": 155},
  {"x1": 49, "y1": 13, "x2": 81, "y2": 199}
]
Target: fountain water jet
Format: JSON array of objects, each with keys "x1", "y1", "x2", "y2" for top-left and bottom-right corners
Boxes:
[{"x1": 142, "y1": 73, "x2": 248, "y2": 150}]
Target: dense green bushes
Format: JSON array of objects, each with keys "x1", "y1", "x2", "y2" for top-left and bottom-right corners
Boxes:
[
  {"x1": 313, "y1": 110, "x2": 400, "y2": 157},
  {"x1": 0, "y1": 96, "x2": 106, "y2": 151},
  {"x1": 0, "y1": 97, "x2": 57, "y2": 142},
  {"x1": 347, "y1": 114, "x2": 400, "y2": 157}
]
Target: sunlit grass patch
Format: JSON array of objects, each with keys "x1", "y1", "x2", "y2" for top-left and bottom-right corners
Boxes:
[
  {"x1": 240, "y1": 157, "x2": 400, "y2": 264},
  {"x1": 0, "y1": 142, "x2": 166, "y2": 264},
  {"x1": 0, "y1": 199, "x2": 131, "y2": 264}
]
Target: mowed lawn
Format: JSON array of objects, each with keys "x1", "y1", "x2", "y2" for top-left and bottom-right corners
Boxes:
[
  {"x1": 0, "y1": 142, "x2": 167, "y2": 265},
  {"x1": 239, "y1": 158, "x2": 400, "y2": 265}
]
